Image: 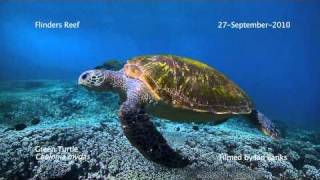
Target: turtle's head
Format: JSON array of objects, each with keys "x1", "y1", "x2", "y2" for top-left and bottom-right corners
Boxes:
[
  {"x1": 78, "y1": 69, "x2": 109, "y2": 91},
  {"x1": 78, "y1": 69, "x2": 125, "y2": 92}
]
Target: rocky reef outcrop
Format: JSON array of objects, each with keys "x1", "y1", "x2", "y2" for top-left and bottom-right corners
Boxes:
[{"x1": 0, "y1": 80, "x2": 319, "y2": 179}]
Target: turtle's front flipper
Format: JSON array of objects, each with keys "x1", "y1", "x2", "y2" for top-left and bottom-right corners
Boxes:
[
  {"x1": 119, "y1": 92, "x2": 190, "y2": 168},
  {"x1": 249, "y1": 110, "x2": 280, "y2": 139}
]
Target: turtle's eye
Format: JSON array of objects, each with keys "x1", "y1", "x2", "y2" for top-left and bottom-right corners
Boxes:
[{"x1": 81, "y1": 73, "x2": 89, "y2": 80}]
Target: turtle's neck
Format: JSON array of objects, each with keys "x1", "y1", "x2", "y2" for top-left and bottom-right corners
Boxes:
[{"x1": 105, "y1": 70, "x2": 128, "y2": 102}]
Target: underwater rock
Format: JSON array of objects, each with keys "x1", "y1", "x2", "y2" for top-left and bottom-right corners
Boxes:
[
  {"x1": 31, "y1": 117, "x2": 40, "y2": 125},
  {"x1": 0, "y1": 122, "x2": 318, "y2": 179},
  {"x1": 304, "y1": 154, "x2": 320, "y2": 167},
  {"x1": 223, "y1": 138, "x2": 241, "y2": 150},
  {"x1": 303, "y1": 165, "x2": 320, "y2": 180},
  {"x1": 268, "y1": 160, "x2": 293, "y2": 177},
  {"x1": 185, "y1": 139, "x2": 197, "y2": 148},
  {"x1": 34, "y1": 160, "x2": 80, "y2": 179},
  {"x1": 3, "y1": 127, "x2": 15, "y2": 133},
  {"x1": 108, "y1": 159, "x2": 121, "y2": 176},
  {"x1": 154, "y1": 121, "x2": 161, "y2": 127},
  {"x1": 94, "y1": 60, "x2": 125, "y2": 71},
  {"x1": 14, "y1": 123, "x2": 27, "y2": 131},
  {"x1": 282, "y1": 168, "x2": 299, "y2": 180},
  {"x1": 192, "y1": 125, "x2": 199, "y2": 131},
  {"x1": 286, "y1": 150, "x2": 300, "y2": 162}
]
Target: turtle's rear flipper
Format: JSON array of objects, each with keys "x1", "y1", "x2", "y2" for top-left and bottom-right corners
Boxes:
[
  {"x1": 249, "y1": 110, "x2": 281, "y2": 139},
  {"x1": 119, "y1": 97, "x2": 190, "y2": 168}
]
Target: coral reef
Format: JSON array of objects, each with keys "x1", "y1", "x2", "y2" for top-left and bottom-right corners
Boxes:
[
  {"x1": 0, "y1": 80, "x2": 119, "y2": 128},
  {"x1": 0, "y1": 80, "x2": 319, "y2": 179}
]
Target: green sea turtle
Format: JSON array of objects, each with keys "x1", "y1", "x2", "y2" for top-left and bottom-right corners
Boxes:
[{"x1": 78, "y1": 55, "x2": 280, "y2": 168}]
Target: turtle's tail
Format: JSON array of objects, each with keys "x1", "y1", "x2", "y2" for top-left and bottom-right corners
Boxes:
[{"x1": 249, "y1": 110, "x2": 281, "y2": 139}]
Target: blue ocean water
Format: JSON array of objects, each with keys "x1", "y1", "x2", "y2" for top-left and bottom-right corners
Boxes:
[{"x1": 0, "y1": 1, "x2": 319, "y2": 130}]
